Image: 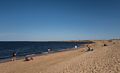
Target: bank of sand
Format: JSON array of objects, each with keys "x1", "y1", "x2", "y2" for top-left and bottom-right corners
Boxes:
[{"x1": 0, "y1": 40, "x2": 120, "y2": 73}]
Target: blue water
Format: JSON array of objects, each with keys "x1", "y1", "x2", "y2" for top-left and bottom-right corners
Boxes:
[{"x1": 0, "y1": 41, "x2": 91, "y2": 60}]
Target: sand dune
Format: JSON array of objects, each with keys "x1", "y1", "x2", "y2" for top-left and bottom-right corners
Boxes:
[{"x1": 0, "y1": 40, "x2": 120, "y2": 73}]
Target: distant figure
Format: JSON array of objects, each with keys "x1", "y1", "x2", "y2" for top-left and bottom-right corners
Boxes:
[
  {"x1": 103, "y1": 44, "x2": 107, "y2": 46},
  {"x1": 113, "y1": 42, "x2": 115, "y2": 44},
  {"x1": 48, "y1": 48, "x2": 51, "y2": 53},
  {"x1": 75, "y1": 45, "x2": 78, "y2": 48},
  {"x1": 86, "y1": 45, "x2": 94, "y2": 51},
  {"x1": 86, "y1": 45, "x2": 91, "y2": 51},
  {"x1": 25, "y1": 54, "x2": 34, "y2": 61},
  {"x1": 12, "y1": 52, "x2": 16, "y2": 61}
]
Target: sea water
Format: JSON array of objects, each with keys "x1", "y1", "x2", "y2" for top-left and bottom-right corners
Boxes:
[{"x1": 0, "y1": 41, "x2": 90, "y2": 60}]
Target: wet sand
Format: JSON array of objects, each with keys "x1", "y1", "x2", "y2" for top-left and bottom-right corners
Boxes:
[{"x1": 0, "y1": 40, "x2": 120, "y2": 73}]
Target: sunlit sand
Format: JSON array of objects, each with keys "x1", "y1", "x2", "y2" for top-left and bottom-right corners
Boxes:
[{"x1": 0, "y1": 40, "x2": 120, "y2": 73}]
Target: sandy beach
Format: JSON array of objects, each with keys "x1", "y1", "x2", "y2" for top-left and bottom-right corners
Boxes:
[{"x1": 0, "y1": 40, "x2": 120, "y2": 73}]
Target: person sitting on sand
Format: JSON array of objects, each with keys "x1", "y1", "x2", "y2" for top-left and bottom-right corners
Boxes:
[
  {"x1": 12, "y1": 52, "x2": 16, "y2": 61},
  {"x1": 25, "y1": 54, "x2": 34, "y2": 61},
  {"x1": 86, "y1": 45, "x2": 91, "y2": 51},
  {"x1": 86, "y1": 45, "x2": 93, "y2": 51}
]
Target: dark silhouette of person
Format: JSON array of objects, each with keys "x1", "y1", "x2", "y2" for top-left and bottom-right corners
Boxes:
[{"x1": 12, "y1": 52, "x2": 16, "y2": 61}]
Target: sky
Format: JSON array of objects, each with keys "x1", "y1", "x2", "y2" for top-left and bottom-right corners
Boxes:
[{"x1": 0, "y1": 0, "x2": 120, "y2": 41}]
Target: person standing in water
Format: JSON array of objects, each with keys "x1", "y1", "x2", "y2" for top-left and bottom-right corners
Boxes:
[
  {"x1": 75, "y1": 45, "x2": 78, "y2": 48},
  {"x1": 48, "y1": 48, "x2": 51, "y2": 53},
  {"x1": 12, "y1": 52, "x2": 16, "y2": 61}
]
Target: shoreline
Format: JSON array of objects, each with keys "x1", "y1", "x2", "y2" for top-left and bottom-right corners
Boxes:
[
  {"x1": 0, "y1": 40, "x2": 119, "y2": 73},
  {"x1": 0, "y1": 46, "x2": 84, "y2": 64},
  {"x1": 0, "y1": 41, "x2": 91, "y2": 61}
]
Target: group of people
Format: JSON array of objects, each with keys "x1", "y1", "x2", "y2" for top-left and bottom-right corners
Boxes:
[
  {"x1": 11, "y1": 48, "x2": 52, "y2": 61},
  {"x1": 11, "y1": 46, "x2": 79, "y2": 61},
  {"x1": 11, "y1": 52, "x2": 34, "y2": 61}
]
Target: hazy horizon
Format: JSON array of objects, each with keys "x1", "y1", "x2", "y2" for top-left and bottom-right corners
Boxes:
[{"x1": 0, "y1": 0, "x2": 120, "y2": 41}]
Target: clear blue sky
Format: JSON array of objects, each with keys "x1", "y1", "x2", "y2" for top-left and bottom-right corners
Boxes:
[{"x1": 0, "y1": 0, "x2": 120, "y2": 41}]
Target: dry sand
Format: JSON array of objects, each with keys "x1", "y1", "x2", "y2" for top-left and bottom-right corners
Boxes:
[{"x1": 0, "y1": 40, "x2": 120, "y2": 73}]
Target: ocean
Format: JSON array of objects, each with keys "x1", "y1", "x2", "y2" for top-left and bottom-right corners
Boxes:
[{"x1": 0, "y1": 41, "x2": 91, "y2": 60}]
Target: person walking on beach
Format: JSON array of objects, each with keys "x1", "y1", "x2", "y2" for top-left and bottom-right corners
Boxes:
[{"x1": 12, "y1": 52, "x2": 16, "y2": 61}]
